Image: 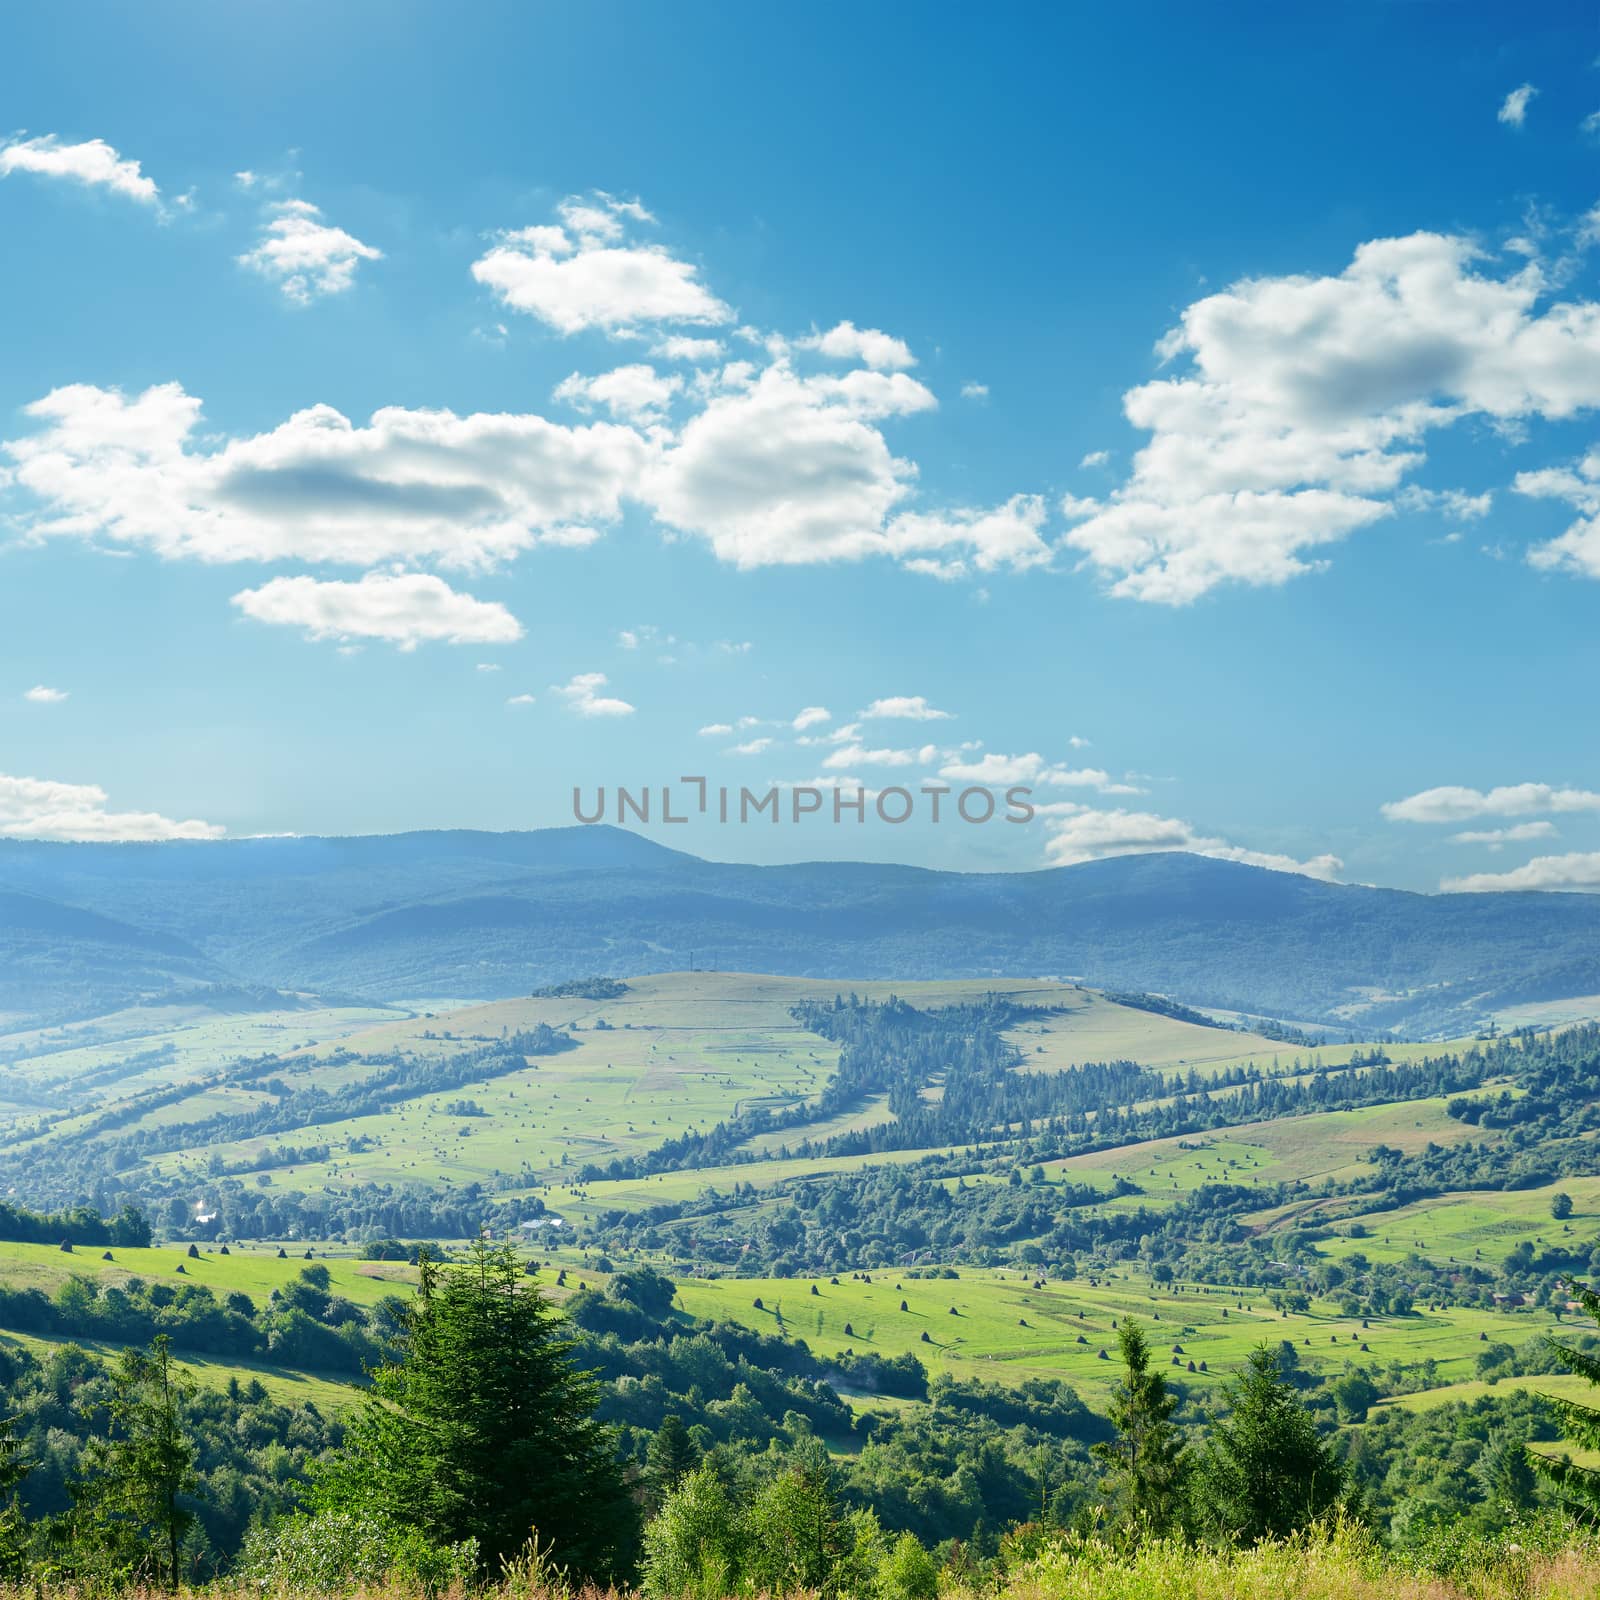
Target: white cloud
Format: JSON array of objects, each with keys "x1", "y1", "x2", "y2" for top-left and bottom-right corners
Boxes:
[
  {"x1": 1521, "y1": 447, "x2": 1600, "y2": 577},
  {"x1": 1381, "y1": 782, "x2": 1600, "y2": 823},
  {"x1": 652, "y1": 335, "x2": 726, "y2": 362},
  {"x1": 937, "y1": 751, "x2": 1140, "y2": 793},
  {"x1": 800, "y1": 321, "x2": 916, "y2": 371},
  {"x1": 232, "y1": 572, "x2": 522, "y2": 650},
  {"x1": 0, "y1": 771, "x2": 221, "y2": 841},
  {"x1": 731, "y1": 737, "x2": 773, "y2": 756},
  {"x1": 507, "y1": 693, "x2": 537, "y2": 707},
  {"x1": 472, "y1": 193, "x2": 732, "y2": 336},
  {"x1": 1079, "y1": 450, "x2": 1111, "y2": 468},
  {"x1": 644, "y1": 361, "x2": 916, "y2": 566},
  {"x1": 961, "y1": 382, "x2": 989, "y2": 401},
  {"x1": 1498, "y1": 84, "x2": 1538, "y2": 127},
  {"x1": 793, "y1": 705, "x2": 832, "y2": 731},
  {"x1": 859, "y1": 696, "x2": 951, "y2": 721},
  {"x1": 238, "y1": 200, "x2": 382, "y2": 303},
  {"x1": 554, "y1": 364, "x2": 683, "y2": 421},
  {"x1": 1449, "y1": 821, "x2": 1558, "y2": 847},
  {"x1": 886, "y1": 495, "x2": 1053, "y2": 576},
  {"x1": 1068, "y1": 734, "x2": 1092, "y2": 748},
  {"x1": 823, "y1": 744, "x2": 926, "y2": 769},
  {"x1": 476, "y1": 662, "x2": 501, "y2": 672},
  {"x1": 1394, "y1": 485, "x2": 1492, "y2": 520},
  {"x1": 0, "y1": 135, "x2": 158, "y2": 204},
  {"x1": 940, "y1": 751, "x2": 1044, "y2": 785},
  {"x1": 699, "y1": 722, "x2": 734, "y2": 737},
  {"x1": 4, "y1": 382, "x2": 651, "y2": 568},
  {"x1": 1443, "y1": 851, "x2": 1600, "y2": 892},
  {"x1": 553, "y1": 671, "x2": 634, "y2": 717},
  {"x1": 1041, "y1": 805, "x2": 1342, "y2": 880},
  {"x1": 1062, "y1": 232, "x2": 1600, "y2": 602},
  {"x1": 23, "y1": 685, "x2": 68, "y2": 704}
]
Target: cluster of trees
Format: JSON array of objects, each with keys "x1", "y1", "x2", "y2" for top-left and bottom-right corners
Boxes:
[{"x1": 0, "y1": 1261, "x2": 400, "y2": 1378}]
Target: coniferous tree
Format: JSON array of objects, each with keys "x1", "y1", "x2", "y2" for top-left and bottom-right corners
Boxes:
[
  {"x1": 1531, "y1": 1276, "x2": 1600, "y2": 1515},
  {"x1": 317, "y1": 1237, "x2": 633, "y2": 1582},
  {"x1": 0, "y1": 1412, "x2": 29, "y2": 1580},
  {"x1": 1192, "y1": 1343, "x2": 1349, "y2": 1545},
  {"x1": 65, "y1": 1334, "x2": 196, "y2": 1589},
  {"x1": 1092, "y1": 1318, "x2": 1187, "y2": 1536},
  {"x1": 644, "y1": 1415, "x2": 701, "y2": 1514}
]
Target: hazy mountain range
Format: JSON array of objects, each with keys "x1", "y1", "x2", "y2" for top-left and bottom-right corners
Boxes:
[{"x1": 1, "y1": 826, "x2": 1597, "y2": 1036}]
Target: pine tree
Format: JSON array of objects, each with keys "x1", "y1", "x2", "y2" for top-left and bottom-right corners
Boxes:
[
  {"x1": 318, "y1": 1237, "x2": 633, "y2": 1581},
  {"x1": 1531, "y1": 1276, "x2": 1600, "y2": 1514},
  {"x1": 1192, "y1": 1343, "x2": 1349, "y2": 1545},
  {"x1": 1092, "y1": 1318, "x2": 1187, "y2": 1536},
  {"x1": 66, "y1": 1334, "x2": 197, "y2": 1588}
]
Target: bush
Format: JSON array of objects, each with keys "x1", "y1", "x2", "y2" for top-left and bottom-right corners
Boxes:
[{"x1": 236, "y1": 1509, "x2": 477, "y2": 1594}]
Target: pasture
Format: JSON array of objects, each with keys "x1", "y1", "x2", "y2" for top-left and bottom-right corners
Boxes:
[{"x1": 671, "y1": 1264, "x2": 1572, "y2": 1404}]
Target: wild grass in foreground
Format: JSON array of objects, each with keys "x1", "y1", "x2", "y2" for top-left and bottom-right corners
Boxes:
[{"x1": 8, "y1": 1522, "x2": 1600, "y2": 1600}]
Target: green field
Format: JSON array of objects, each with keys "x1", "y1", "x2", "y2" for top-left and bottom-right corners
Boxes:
[{"x1": 671, "y1": 1265, "x2": 1565, "y2": 1403}]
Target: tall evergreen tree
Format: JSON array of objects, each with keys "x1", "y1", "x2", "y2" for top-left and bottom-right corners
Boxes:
[
  {"x1": 1091, "y1": 1318, "x2": 1187, "y2": 1536},
  {"x1": 1531, "y1": 1276, "x2": 1600, "y2": 1515},
  {"x1": 644, "y1": 1415, "x2": 701, "y2": 1515},
  {"x1": 0, "y1": 1411, "x2": 30, "y2": 1580},
  {"x1": 317, "y1": 1237, "x2": 633, "y2": 1581},
  {"x1": 1192, "y1": 1343, "x2": 1349, "y2": 1545},
  {"x1": 65, "y1": 1334, "x2": 196, "y2": 1589}
]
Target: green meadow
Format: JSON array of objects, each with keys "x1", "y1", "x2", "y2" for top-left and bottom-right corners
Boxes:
[{"x1": 671, "y1": 1264, "x2": 1566, "y2": 1403}]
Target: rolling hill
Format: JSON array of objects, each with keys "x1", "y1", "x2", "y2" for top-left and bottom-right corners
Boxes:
[{"x1": 1, "y1": 828, "x2": 1599, "y2": 1033}]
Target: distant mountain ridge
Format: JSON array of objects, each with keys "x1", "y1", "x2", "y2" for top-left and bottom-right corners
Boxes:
[{"x1": 0, "y1": 826, "x2": 1597, "y2": 1035}]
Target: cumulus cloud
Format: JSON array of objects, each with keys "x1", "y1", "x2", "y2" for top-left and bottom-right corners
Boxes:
[
  {"x1": 507, "y1": 693, "x2": 537, "y2": 707},
  {"x1": 3, "y1": 382, "x2": 651, "y2": 568},
  {"x1": 1498, "y1": 84, "x2": 1538, "y2": 127},
  {"x1": 800, "y1": 321, "x2": 916, "y2": 370},
  {"x1": 652, "y1": 335, "x2": 726, "y2": 362},
  {"x1": 1041, "y1": 805, "x2": 1342, "y2": 880},
  {"x1": 731, "y1": 737, "x2": 773, "y2": 756},
  {"x1": 1450, "y1": 821, "x2": 1559, "y2": 847},
  {"x1": 553, "y1": 671, "x2": 634, "y2": 717},
  {"x1": 0, "y1": 772, "x2": 221, "y2": 841},
  {"x1": 0, "y1": 134, "x2": 158, "y2": 204},
  {"x1": 472, "y1": 193, "x2": 732, "y2": 336},
  {"x1": 792, "y1": 706, "x2": 831, "y2": 730},
  {"x1": 961, "y1": 383, "x2": 989, "y2": 401},
  {"x1": 859, "y1": 696, "x2": 951, "y2": 721},
  {"x1": 1443, "y1": 852, "x2": 1600, "y2": 892},
  {"x1": 1062, "y1": 232, "x2": 1600, "y2": 602},
  {"x1": 23, "y1": 685, "x2": 68, "y2": 703},
  {"x1": 1521, "y1": 447, "x2": 1600, "y2": 577},
  {"x1": 554, "y1": 363, "x2": 683, "y2": 421},
  {"x1": 231, "y1": 571, "x2": 523, "y2": 650},
  {"x1": 936, "y1": 751, "x2": 1142, "y2": 793},
  {"x1": 238, "y1": 200, "x2": 382, "y2": 303},
  {"x1": 698, "y1": 722, "x2": 734, "y2": 737},
  {"x1": 1382, "y1": 782, "x2": 1600, "y2": 823}
]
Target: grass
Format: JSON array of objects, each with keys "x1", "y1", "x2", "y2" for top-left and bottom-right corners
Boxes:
[
  {"x1": 671, "y1": 1264, "x2": 1567, "y2": 1403},
  {"x1": 0, "y1": 1240, "x2": 418, "y2": 1306},
  {"x1": 0, "y1": 1326, "x2": 363, "y2": 1411}
]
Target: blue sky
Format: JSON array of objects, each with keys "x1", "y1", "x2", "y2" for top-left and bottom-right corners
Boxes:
[{"x1": 3, "y1": 0, "x2": 1600, "y2": 890}]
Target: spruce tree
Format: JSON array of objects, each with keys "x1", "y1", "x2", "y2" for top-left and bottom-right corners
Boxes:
[
  {"x1": 1092, "y1": 1318, "x2": 1187, "y2": 1536},
  {"x1": 1531, "y1": 1276, "x2": 1600, "y2": 1514},
  {"x1": 318, "y1": 1237, "x2": 633, "y2": 1581},
  {"x1": 1192, "y1": 1343, "x2": 1349, "y2": 1544},
  {"x1": 644, "y1": 1415, "x2": 701, "y2": 1514},
  {"x1": 0, "y1": 1412, "x2": 29, "y2": 1580},
  {"x1": 66, "y1": 1334, "x2": 197, "y2": 1589}
]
